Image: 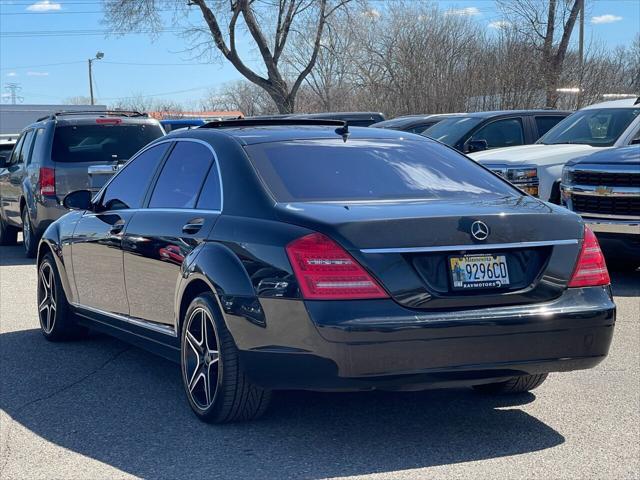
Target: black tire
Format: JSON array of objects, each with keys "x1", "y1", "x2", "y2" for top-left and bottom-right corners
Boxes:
[
  {"x1": 0, "y1": 215, "x2": 18, "y2": 246},
  {"x1": 22, "y1": 208, "x2": 37, "y2": 258},
  {"x1": 180, "y1": 293, "x2": 271, "y2": 423},
  {"x1": 38, "y1": 252, "x2": 83, "y2": 341},
  {"x1": 473, "y1": 373, "x2": 548, "y2": 394}
]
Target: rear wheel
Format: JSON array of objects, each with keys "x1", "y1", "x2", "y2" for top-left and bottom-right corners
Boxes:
[
  {"x1": 473, "y1": 373, "x2": 548, "y2": 394},
  {"x1": 180, "y1": 293, "x2": 271, "y2": 423},
  {"x1": 22, "y1": 208, "x2": 37, "y2": 258},
  {"x1": 38, "y1": 253, "x2": 83, "y2": 341},
  {"x1": 0, "y1": 215, "x2": 18, "y2": 245}
]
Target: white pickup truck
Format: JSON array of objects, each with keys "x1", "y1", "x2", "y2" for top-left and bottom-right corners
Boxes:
[{"x1": 469, "y1": 98, "x2": 640, "y2": 202}]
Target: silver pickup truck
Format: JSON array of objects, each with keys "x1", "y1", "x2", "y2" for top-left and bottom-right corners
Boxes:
[{"x1": 561, "y1": 145, "x2": 640, "y2": 271}]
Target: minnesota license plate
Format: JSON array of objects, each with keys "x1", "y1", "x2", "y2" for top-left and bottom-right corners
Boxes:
[{"x1": 449, "y1": 254, "x2": 510, "y2": 290}]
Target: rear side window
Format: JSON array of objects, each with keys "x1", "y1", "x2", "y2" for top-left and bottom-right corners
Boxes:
[
  {"x1": 8, "y1": 135, "x2": 25, "y2": 165},
  {"x1": 18, "y1": 130, "x2": 35, "y2": 164},
  {"x1": 29, "y1": 128, "x2": 47, "y2": 165},
  {"x1": 196, "y1": 162, "x2": 222, "y2": 211},
  {"x1": 245, "y1": 138, "x2": 518, "y2": 202},
  {"x1": 535, "y1": 116, "x2": 564, "y2": 138},
  {"x1": 52, "y1": 123, "x2": 164, "y2": 163},
  {"x1": 100, "y1": 143, "x2": 170, "y2": 210},
  {"x1": 149, "y1": 141, "x2": 213, "y2": 209}
]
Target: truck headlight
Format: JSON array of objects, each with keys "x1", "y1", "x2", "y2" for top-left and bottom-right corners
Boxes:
[
  {"x1": 562, "y1": 168, "x2": 572, "y2": 184},
  {"x1": 506, "y1": 167, "x2": 539, "y2": 197}
]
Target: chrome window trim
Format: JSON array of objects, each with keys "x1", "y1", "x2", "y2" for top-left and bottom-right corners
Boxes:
[
  {"x1": 72, "y1": 303, "x2": 178, "y2": 337},
  {"x1": 92, "y1": 137, "x2": 224, "y2": 213},
  {"x1": 360, "y1": 239, "x2": 578, "y2": 254}
]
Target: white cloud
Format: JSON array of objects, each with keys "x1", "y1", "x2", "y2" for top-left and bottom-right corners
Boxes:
[
  {"x1": 6, "y1": 72, "x2": 18, "y2": 77},
  {"x1": 489, "y1": 20, "x2": 511, "y2": 29},
  {"x1": 591, "y1": 14, "x2": 623, "y2": 24},
  {"x1": 26, "y1": 0, "x2": 62, "y2": 12},
  {"x1": 446, "y1": 7, "x2": 481, "y2": 16},
  {"x1": 27, "y1": 71, "x2": 49, "y2": 76}
]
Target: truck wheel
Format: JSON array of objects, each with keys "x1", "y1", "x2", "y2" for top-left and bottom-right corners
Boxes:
[
  {"x1": 22, "y1": 209, "x2": 37, "y2": 258},
  {"x1": 0, "y1": 216, "x2": 18, "y2": 245},
  {"x1": 473, "y1": 373, "x2": 548, "y2": 394},
  {"x1": 180, "y1": 292, "x2": 271, "y2": 423}
]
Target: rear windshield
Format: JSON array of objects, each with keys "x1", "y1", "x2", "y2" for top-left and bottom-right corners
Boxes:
[
  {"x1": 245, "y1": 138, "x2": 519, "y2": 202},
  {"x1": 52, "y1": 123, "x2": 164, "y2": 163}
]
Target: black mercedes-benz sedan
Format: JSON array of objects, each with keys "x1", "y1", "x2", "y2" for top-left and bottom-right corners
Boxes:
[{"x1": 36, "y1": 119, "x2": 615, "y2": 423}]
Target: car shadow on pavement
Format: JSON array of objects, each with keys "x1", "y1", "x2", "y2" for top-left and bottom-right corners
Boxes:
[
  {"x1": 0, "y1": 244, "x2": 34, "y2": 267},
  {"x1": 0, "y1": 329, "x2": 565, "y2": 479},
  {"x1": 610, "y1": 271, "x2": 640, "y2": 297}
]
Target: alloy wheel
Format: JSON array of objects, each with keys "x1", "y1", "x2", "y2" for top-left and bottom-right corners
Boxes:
[
  {"x1": 38, "y1": 261, "x2": 57, "y2": 334},
  {"x1": 182, "y1": 307, "x2": 220, "y2": 410}
]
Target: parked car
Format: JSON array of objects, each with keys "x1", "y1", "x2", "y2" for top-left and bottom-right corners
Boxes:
[
  {"x1": 289, "y1": 111, "x2": 385, "y2": 126},
  {"x1": 0, "y1": 111, "x2": 164, "y2": 256},
  {"x1": 371, "y1": 114, "x2": 464, "y2": 134},
  {"x1": 470, "y1": 98, "x2": 640, "y2": 202},
  {"x1": 0, "y1": 134, "x2": 18, "y2": 167},
  {"x1": 160, "y1": 118, "x2": 205, "y2": 133},
  {"x1": 38, "y1": 119, "x2": 614, "y2": 423},
  {"x1": 561, "y1": 145, "x2": 639, "y2": 271}
]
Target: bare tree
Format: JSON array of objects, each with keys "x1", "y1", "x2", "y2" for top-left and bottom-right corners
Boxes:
[
  {"x1": 202, "y1": 80, "x2": 276, "y2": 115},
  {"x1": 498, "y1": 0, "x2": 583, "y2": 107},
  {"x1": 104, "y1": 0, "x2": 351, "y2": 113}
]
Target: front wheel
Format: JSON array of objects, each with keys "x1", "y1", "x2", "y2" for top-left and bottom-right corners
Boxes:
[
  {"x1": 22, "y1": 209, "x2": 37, "y2": 258},
  {"x1": 180, "y1": 293, "x2": 271, "y2": 423},
  {"x1": 473, "y1": 373, "x2": 548, "y2": 394}
]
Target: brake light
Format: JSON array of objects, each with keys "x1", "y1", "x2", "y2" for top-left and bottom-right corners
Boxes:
[
  {"x1": 40, "y1": 167, "x2": 55, "y2": 196},
  {"x1": 96, "y1": 118, "x2": 122, "y2": 125},
  {"x1": 286, "y1": 233, "x2": 388, "y2": 300},
  {"x1": 568, "y1": 226, "x2": 610, "y2": 287}
]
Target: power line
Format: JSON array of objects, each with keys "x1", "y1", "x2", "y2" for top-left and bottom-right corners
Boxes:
[
  {"x1": 0, "y1": 60, "x2": 85, "y2": 70},
  {"x1": 0, "y1": 28, "x2": 183, "y2": 38}
]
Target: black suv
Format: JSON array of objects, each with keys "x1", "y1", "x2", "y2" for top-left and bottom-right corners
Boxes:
[
  {"x1": 422, "y1": 110, "x2": 570, "y2": 153},
  {"x1": 0, "y1": 111, "x2": 164, "y2": 256},
  {"x1": 38, "y1": 119, "x2": 614, "y2": 423}
]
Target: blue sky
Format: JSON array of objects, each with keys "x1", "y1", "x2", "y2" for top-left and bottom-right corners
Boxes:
[{"x1": 1, "y1": 0, "x2": 638, "y2": 106}]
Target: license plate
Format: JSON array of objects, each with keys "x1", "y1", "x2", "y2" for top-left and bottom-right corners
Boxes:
[{"x1": 449, "y1": 254, "x2": 510, "y2": 290}]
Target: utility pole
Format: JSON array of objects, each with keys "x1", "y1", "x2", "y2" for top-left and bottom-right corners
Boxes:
[
  {"x1": 88, "y1": 51, "x2": 104, "y2": 106},
  {"x1": 4, "y1": 83, "x2": 23, "y2": 105},
  {"x1": 577, "y1": 0, "x2": 585, "y2": 108}
]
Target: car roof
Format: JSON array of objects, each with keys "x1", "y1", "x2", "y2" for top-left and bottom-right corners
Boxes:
[
  {"x1": 172, "y1": 123, "x2": 425, "y2": 146},
  {"x1": 160, "y1": 118, "x2": 205, "y2": 125},
  {"x1": 457, "y1": 109, "x2": 571, "y2": 119},
  {"x1": 575, "y1": 145, "x2": 640, "y2": 162},
  {"x1": 581, "y1": 98, "x2": 640, "y2": 110},
  {"x1": 372, "y1": 113, "x2": 464, "y2": 128}
]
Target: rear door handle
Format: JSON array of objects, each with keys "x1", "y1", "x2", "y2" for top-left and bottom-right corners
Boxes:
[
  {"x1": 182, "y1": 217, "x2": 204, "y2": 234},
  {"x1": 109, "y1": 219, "x2": 125, "y2": 235}
]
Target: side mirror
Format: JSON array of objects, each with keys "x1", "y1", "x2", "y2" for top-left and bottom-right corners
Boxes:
[
  {"x1": 63, "y1": 190, "x2": 93, "y2": 211},
  {"x1": 465, "y1": 139, "x2": 489, "y2": 153},
  {"x1": 0, "y1": 155, "x2": 9, "y2": 169}
]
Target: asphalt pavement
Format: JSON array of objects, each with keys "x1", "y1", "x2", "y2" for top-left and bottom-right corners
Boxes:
[{"x1": 1, "y1": 243, "x2": 638, "y2": 480}]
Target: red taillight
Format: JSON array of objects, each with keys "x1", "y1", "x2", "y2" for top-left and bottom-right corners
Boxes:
[
  {"x1": 286, "y1": 233, "x2": 388, "y2": 300},
  {"x1": 40, "y1": 167, "x2": 55, "y2": 196},
  {"x1": 568, "y1": 226, "x2": 610, "y2": 287}
]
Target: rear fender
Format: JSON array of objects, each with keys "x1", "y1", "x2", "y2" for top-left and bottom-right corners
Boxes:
[{"x1": 37, "y1": 226, "x2": 75, "y2": 305}]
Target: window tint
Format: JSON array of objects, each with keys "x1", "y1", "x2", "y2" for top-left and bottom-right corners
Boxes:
[
  {"x1": 422, "y1": 117, "x2": 483, "y2": 146},
  {"x1": 471, "y1": 118, "x2": 524, "y2": 149},
  {"x1": 28, "y1": 128, "x2": 47, "y2": 165},
  {"x1": 8, "y1": 135, "x2": 24, "y2": 165},
  {"x1": 245, "y1": 138, "x2": 519, "y2": 202},
  {"x1": 18, "y1": 130, "x2": 35, "y2": 164},
  {"x1": 52, "y1": 123, "x2": 164, "y2": 163},
  {"x1": 535, "y1": 116, "x2": 564, "y2": 138},
  {"x1": 149, "y1": 141, "x2": 213, "y2": 209},
  {"x1": 539, "y1": 108, "x2": 640, "y2": 147},
  {"x1": 196, "y1": 162, "x2": 222, "y2": 211},
  {"x1": 101, "y1": 143, "x2": 170, "y2": 210}
]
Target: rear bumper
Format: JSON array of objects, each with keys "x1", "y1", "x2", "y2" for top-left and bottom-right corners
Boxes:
[
  {"x1": 228, "y1": 287, "x2": 616, "y2": 391},
  {"x1": 584, "y1": 217, "x2": 640, "y2": 236}
]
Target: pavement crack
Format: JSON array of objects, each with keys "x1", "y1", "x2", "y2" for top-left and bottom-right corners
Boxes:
[{"x1": 0, "y1": 346, "x2": 130, "y2": 477}]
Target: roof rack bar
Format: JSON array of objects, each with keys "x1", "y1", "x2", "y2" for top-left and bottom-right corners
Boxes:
[
  {"x1": 201, "y1": 118, "x2": 347, "y2": 129},
  {"x1": 53, "y1": 110, "x2": 147, "y2": 117}
]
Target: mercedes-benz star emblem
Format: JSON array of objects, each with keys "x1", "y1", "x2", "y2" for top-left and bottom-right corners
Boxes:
[{"x1": 470, "y1": 220, "x2": 489, "y2": 241}]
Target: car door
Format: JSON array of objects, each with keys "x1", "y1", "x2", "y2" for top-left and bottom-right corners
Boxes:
[
  {"x1": 0, "y1": 134, "x2": 25, "y2": 226},
  {"x1": 71, "y1": 142, "x2": 172, "y2": 316},
  {"x1": 122, "y1": 139, "x2": 222, "y2": 327},
  {"x1": 5, "y1": 130, "x2": 35, "y2": 225}
]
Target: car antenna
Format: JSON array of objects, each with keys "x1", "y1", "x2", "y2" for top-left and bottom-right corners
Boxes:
[{"x1": 335, "y1": 122, "x2": 349, "y2": 142}]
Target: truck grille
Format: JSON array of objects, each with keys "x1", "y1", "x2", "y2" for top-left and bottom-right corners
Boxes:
[
  {"x1": 572, "y1": 195, "x2": 640, "y2": 217},
  {"x1": 572, "y1": 171, "x2": 640, "y2": 188}
]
